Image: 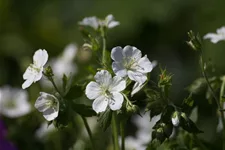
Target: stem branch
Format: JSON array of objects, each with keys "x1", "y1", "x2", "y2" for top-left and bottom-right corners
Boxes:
[
  {"x1": 81, "y1": 116, "x2": 96, "y2": 150},
  {"x1": 112, "y1": 112, "x2": 119, "y2": 150}
]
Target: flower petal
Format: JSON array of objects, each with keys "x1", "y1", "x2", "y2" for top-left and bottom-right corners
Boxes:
[
  {"x1": 203, "y1": 33, "x2": 223, "y2": 43},
  {"x1": 79, "y1": 16, "x2": 99, "y2": 30},
  {"x1": 137, "y1": 55, "x2": 153, "y2": 73},
  {"x1": 112, "y1": 62, "x2": 127, "y2": 77},
  {"x1": 109, "y1": 76, "x2": 126, "y2": 92},
  {"x1": 23, "y1": 66, "x2": 35, "y2": 80},
  {"x1": 62, "y1": 43, "x2": 77, "y2": 61},
  {"x1": 128, "y1": 70, "x2": 147, "y2": 84},
  {"x1": 33, "y1": 49, "x2": 48, "y2": 68},
  {"x1": 109, "y1": 92, "x2": 123, "y2": 111},
  {"x1": 22, "y1": 78, "x2": 34, "y2": 89},
  {"x1": 94, "y1": 70, "x2": 112, "y2": 87},
  {"x1": 123, "y1": 46, "x2": 142, "y2": 61},
  {"x1": 92, "y1": 95, "x2": 108, "y2": 113},
  {"x1": 43, "y1": 108, "x2": 59, "y2": 121},
  {"x1": 34, "y1": 68, "x2": 43, "y2": 82},
  {"x1": 108, "y1": 21, "x2": 120, "y2": 28},
  {"x1": 111, "y1": 46, "x2": 123, "y2": 62},
  {"x1": 85, "y1": 81, "x2": 101, "y2": 100},
  {"x1": 131, "y1": 82, "x2": 145, "y2": 97}
]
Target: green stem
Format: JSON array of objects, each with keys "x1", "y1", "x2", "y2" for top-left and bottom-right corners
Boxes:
[
  {"x1": 200, "y1": 52, "x2": 225, "y2": 150},
  {"x1": 81, "y1": 116, "x2": 96, "y2": 150},
  {"x1": 120, "y1": 121, "x2": 125, "y2": 150},
  {"x1": 101, "y1": 27, "x2": 107, "y2": 67},
  {"x1": 112, "y1": 112, "x2": 119, "y2": 150}
]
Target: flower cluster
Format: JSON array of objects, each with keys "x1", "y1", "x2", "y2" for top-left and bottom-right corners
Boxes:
[
  {"x1": 85, "y1": 46, "x2": 154, "y2": 113},
  {"x1": 79, "y1": 14, "x2": 120, "y2": 30},
  {"x1": 204, "y1": 26, "x2": 225, "y2": 43}
]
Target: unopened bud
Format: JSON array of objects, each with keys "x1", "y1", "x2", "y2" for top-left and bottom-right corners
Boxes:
[{"x1": 171, "y1": 111, "x2": 180, "y2": 126}]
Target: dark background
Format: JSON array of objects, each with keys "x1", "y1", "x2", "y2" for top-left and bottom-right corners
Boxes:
[{"x1": 1, "y1": 0, "x2": 225, "y2": 149}]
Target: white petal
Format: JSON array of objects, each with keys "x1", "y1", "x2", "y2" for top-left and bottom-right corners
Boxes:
[
  {"x1": 109, "y1": 76, "x2": 126, "y2": 92},
  {"x1": 85, "y1": 81, "x2": 101, "y2": 100},
  {"x1": 35, "y1": 69, "x2": 43, "y2": 82},
  {"x1": 92, "y1": 95, "x2": 108, "y2": 113},
  {"x1": 94, "y1": 70, "x2": 112, "y2": 87},
  {"x1": 108, "y1": 21, "x2": 120, "y2": 28},
  {"x1": 22, "y1": 78, "x2": 34, "y2": 89},
  {"x1": 216, "y1": 26, "x2": 225, "y2": 34},
  {"x1": 109, "y1": 92, "x2": 124, "y2": 111},
  {"x1": 123, "y1": 46, "x2": 142, "y2": 61},
  {"x1": 62, "y1": 43, "x2": 78, "y2": 61},
  {"x1": 33, "y1": 49, "x2": 48, "y2": 68},
  {"x1": 43, "y1": 108, "x2": 59, "y2": 121},
  {"x1": 111, "y1": 46, "x2": 123, "y2": 62},
  {"x1": 137, "y1": 55, "x2": 153, "y2": 73},
  {"x1": 204, "y1": 33, "x2": 223, "y2": 43},
  {"x1": 23, "y1": 66, "x2": 35, "y2": 80},
  {"x1": 35, "y1": 95, "x2": 51, "y2": 112},
  {"x1": 105, "y1": 14, "x2": 113, "y2": 23},
  {"x1": 128, "y1": 70, "x2": 147, "y2": 84},
  {"x1": 131, "y1": 82, "x2": 145, "y2": 97},
  {"x1": 112, "y1": 62, "x2": 127, "y2": 77},
  {"x1": 79, "y1": 16, "x2": 99, "y2": 30}
]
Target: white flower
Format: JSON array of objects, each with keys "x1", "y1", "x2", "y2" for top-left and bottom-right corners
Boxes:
[
  {"x1": 0, "y1": 86, "x2": 31, "y2": 118},
  {"x1": 79, "y1": 14, "x2": 119, "y2": 30},
  {"x1": 22, "y1": 49, "x2": 48, "y2": 89},
  {"x1": 79, "y1": 16, "x2": 99, "y2": 30},
  {"x1": 111, "y1": 46, "x2": 153, "y2": 96},
  {"x1": 35, "y1": 92, "x2": 59, "y2": 121},
  {"x1": 85, "y1": 70, "x2": 126, "y2": 113},
  {"x1": 132, "y1": 113, "x2": 161, "y2": 144},
  {"x1": 52, "y1": 43, "x2": 77, "y2": 78},
  {"x1": 131, "y1": 60, "x2": 157, "y2": 96},
  {"x1": 100, "y1": 14, "x2": 120, "y2": 29},
  {"x1": 204, "y1": 26, "x2": 225, "y2": 43},
  {"x1": 35, "y1": 122, "x2": 56, "y2": 139},
  {"x1": 171, "y1": 111, "x2": 180, "y2": 127}
]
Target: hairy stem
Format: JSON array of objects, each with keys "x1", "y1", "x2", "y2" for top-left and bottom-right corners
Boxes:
[
  {"x1": 112, "y1": 112, "x2": 119, "y2": 150},
  {"x1": 81, "y1": 116, "x2": 96, "y2": 150},
  {"x1": 101, "y1": 27, "x2": 107, "y2": 67},
  {"x1": 120, "y1": 121, "x2": 125, "y2": 150},
  {"x1": 200, "y1": 51, "x2": 225, "y2": 150}
]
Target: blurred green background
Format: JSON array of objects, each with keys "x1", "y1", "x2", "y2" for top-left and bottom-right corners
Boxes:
[{"x1": 1, "y1": 0, "x2": 225, "y2": 149}]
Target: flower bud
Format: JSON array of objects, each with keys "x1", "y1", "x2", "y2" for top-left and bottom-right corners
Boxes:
[
  {"x1": 44, "y1": 66, "x2": 54, "y2": 77},
  {"x1": 171, "y1": 111, "x2": 180, "y2": 126}
]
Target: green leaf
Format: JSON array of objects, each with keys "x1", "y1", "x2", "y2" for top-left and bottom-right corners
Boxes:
[
  {"x1": 146, "y1": 100, "x2": 164, "y2": 120},
  {"x1": 97, "y1": 108, "x2": 112, "y2": 131},
  {"x1": 182, "y1": 94, "x2": 194, "y2": 113},
  {"x1": 64, "y1": 85, "x2": 83, "y2": 100},
  {"x1": 71, "y1": 103, "x2": 96, "y2": 117},
  {"x1": 180, "y1": 113, "x2": 203, "y2": 134},
  {"x1": 187, "y1": 78, "x2": 206, "y2": 94}
]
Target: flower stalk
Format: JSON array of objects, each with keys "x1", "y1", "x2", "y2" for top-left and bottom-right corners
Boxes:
[
  {"x1": 101, "y1": 27, "x2": 107, "y2": 67},
  {"x1": 81, "y1": 116, "x2": 96, "y2": 150},
  {"x1": 120, "y1": 120, "x2": 125, "y2": 150},
  {"x1": 112, "y1": 112, "x2": 119, "y2": 150},
  {"x1": 199, "y1": 51, "x2": 225, "y2": 150}
]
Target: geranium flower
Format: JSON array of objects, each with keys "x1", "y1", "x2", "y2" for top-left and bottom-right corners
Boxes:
[
  {"x1": 22, "y1": 49, "x2": 48, "y2": 89},
  {"x1": 52, "y1": 43, "x2": 77, "y2": 78},
  {"x1": 79, "y1": 14, "x2": 119, "y2": 30},
  {"x1": 204, "y1": 26, "x2": 225, "y2": 43},
  {"x1": 85, "y1": 70, "x2": 126, "y2": 113},
  {"x1": 34, "y1": 92, "x2": 59, "y2": 121},
  {"x1": 0, "y1": 86, "x2": 31, "y2": 118},
  {"x1": 111, "y1": 46, "x2": 153, "y2": 95}
]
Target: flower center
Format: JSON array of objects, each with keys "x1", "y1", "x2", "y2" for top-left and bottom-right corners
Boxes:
[
  {"x1": 30, "y1": 64, "x2": 41, "y2": 72},
  {"x1": 123, "y1": 57, "x2": 137, "y2": 70},
  {"x1": 4, "y1": 100, "x2": 16, "y2": 109}
]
